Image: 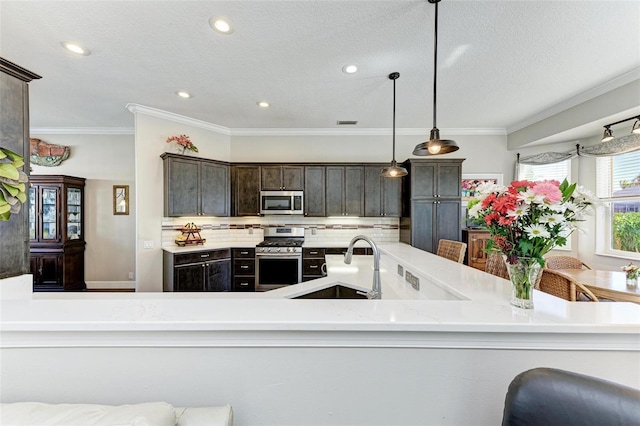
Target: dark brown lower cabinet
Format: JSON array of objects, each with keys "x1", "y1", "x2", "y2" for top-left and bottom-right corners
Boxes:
[
  {"x1": 31, "y1": 253, "x2": 62, "y2": 290},
  {"x1": 232, "y1": 248, "x2": 256, "y2": 291},
  {"x1": 164, "y1": 249, "x2": 231, "y2": 292}
]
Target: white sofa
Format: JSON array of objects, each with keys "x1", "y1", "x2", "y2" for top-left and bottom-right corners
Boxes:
[{"x1": 0, "y1": 401, "x2": 233, "y2": 426}]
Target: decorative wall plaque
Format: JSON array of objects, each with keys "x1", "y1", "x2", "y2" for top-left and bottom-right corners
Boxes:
[{"x1": 30, "y1": 138, "x2": 70, "y2": 166}]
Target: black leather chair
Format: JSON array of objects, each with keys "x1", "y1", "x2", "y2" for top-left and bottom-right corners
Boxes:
[{"x1": 502, "y1": 367, "x2": 640, "y2": 425}]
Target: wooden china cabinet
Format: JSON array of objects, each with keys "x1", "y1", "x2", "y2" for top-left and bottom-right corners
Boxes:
[{"x1": 29, "y1": 175, "x2": 86, "y2": 291}]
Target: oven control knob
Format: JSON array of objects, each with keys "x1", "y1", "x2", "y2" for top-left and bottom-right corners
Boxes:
[
  {"x1": 276, "y1": 248, "x2": 281, "y2": 252},
  {"x1": 288, "y1": 247, "x2": 293, "y2": 253}
]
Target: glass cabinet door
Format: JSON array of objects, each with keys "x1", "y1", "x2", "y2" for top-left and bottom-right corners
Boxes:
[
  {"x1": 29, "y1": 187, "x2": 36, "y2": 240},
  {"x1": 41, "y1": 188, "x2": 57, "y2": 240},
  {"x1": 67, "y1": 187, "x2": 82, "y2": 240}
]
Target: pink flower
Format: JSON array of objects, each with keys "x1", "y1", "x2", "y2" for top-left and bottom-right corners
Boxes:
[{"x1": 532, "y1": 182, "x2": 562, "y2": 203}]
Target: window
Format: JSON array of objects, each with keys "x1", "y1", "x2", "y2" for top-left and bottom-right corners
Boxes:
[
  {"x1": 517, "y1": 160, "x2": 570, "y2": 182},
  {"x1": 596, "y1": 150, "x2": 640, "y2": 258},
  {"x1": 517, "y1": 159, "x2": 572, "y2": 251}
]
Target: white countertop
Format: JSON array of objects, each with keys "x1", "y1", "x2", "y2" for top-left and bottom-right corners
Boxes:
[{"x1": 3, "y1": 242, "x2": 639, "y2": 342}]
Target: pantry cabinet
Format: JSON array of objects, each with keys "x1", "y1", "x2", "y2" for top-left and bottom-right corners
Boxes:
[{"x1": 400, "y1": 159, "x2": 464, "y2": 254}]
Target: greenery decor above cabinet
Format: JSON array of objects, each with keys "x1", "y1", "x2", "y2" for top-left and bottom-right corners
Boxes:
[
  {"x1": 261, "y1": 165, "x2": 304, "y2": 191},
  {"x1": 400, "y1": 159, "x2": 464, "y2": 254},
  {"x1": 29, "y1": 175, "x2": 86, "y2": 291},
  {"x1": 161, "y1": 153, "x2": 229, "y2": 217}
]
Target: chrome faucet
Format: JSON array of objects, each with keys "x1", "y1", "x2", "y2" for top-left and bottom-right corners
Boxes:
[{"x1": 344, "y1": 235, "x2": 381, "y2": 299}]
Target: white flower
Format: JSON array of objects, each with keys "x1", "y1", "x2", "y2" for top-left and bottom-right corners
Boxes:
[
  {"x1": 468, "y1": 202, "x2": 483, "y2": 218},
  {"x1": 524, "y1": 224, "x2": 551, "y2": 239},
  {"x1": 539, "y1": 213, "x2": 565, "y2": 226},
  {"x1": 476, "y1": 182, "x2": 506, "y2": 195},
  {"x1": 507, "y1": 204, "x2": 529, "y2": 218},
  {"x1": 518, "y1": 189, "x2": 545, "y2": 205}
]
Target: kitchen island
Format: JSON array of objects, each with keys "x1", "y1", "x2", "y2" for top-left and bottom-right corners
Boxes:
[{"x1": 2, "y1": 242, "x2": 639, "y2": 426}]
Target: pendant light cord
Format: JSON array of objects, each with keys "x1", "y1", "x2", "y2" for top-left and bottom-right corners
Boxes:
[
  {"x1": 392, "y1": 75, "x2": 396, "y2": 161},
  {"x1": 432, "y1": 0, "x2": 438, "y2": 129}
]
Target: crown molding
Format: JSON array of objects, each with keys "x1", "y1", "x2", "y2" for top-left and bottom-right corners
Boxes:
[
  {"x1": 231, "y1": 127, "x2": 507, "y2": 136},
  {"x1": 507, "y1": 67, "x2": 640, "y2": 134},
  {"x1": 125, "y1": 103, "x2": 232, "y2": 135},
  {"x1": 30, "y1": 127, "x2": 134, "y2": 135}
]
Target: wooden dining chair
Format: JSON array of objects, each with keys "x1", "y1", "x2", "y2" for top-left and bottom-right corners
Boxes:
[
  {"x1": 539, "y1": 269, "x2": 599, "y2": 302},
  {"x1": 545, "y1": 255, "x2": 592, "y2": 270},
  {"x1": 485, "y1": 252, "x2": 510, "y2": 280},
  {"x1": 436, "y1": 239, "x2": 467, "y2": 263}
]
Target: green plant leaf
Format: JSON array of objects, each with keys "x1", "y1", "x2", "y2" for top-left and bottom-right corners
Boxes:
[
  {"x1": 15, "y1": 190, "x2": 26, "y2": 203},
  {"x1": 2, "y1": 182, "x2": 18, "y2": 196},
  {"x1": 0, "y1": 163, "x2": 19, "y2": 181},
  {"x1": 0, "y1": 210, "x2": 10, "y2": 221},
  {"x1": 0, "y1": 203, "x2": 11, "y2": 214}
]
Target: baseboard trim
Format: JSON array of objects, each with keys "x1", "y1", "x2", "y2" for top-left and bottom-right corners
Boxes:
[{"x1": 86, "y1": 281, "x2": 135, "y2": 290}]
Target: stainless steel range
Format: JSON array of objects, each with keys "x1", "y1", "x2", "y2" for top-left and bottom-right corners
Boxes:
[{"x1": 255, "y1": 227, "x2": 304, "y2": 291}]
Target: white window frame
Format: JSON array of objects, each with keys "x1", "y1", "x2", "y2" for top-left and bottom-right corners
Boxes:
[{"x1": 595, "y1": 152, "x2": 640, "y2": 261}]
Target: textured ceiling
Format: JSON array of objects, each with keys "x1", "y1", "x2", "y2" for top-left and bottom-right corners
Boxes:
[{"x1": 1, "y1": 0, "x2": 639, "y2": 138}]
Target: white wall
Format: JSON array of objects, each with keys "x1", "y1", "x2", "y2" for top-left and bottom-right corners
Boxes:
[
  {"x1": 1, "y1": 344, "x2": 636, "y2": 425},
  {"x1": 132, "y1": 113, "x2": 232, "y2": 292},
  {"x1": 30, "y1": 134, "x2": 135, "y2": 286},
  {"x1": 230, "y1": 133, "x2": 513, "y2": 179}
]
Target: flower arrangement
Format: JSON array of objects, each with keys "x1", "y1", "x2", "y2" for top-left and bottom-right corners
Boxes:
[
  {"x1": 622, "y1": 263, "x2": 639, "y2": 280},
  {"x1": 166, "y1": 134, "x2": 198, "y2": 154},
  {"x1": 468, "y1": 179, "x2": 597, "y2": 267}
]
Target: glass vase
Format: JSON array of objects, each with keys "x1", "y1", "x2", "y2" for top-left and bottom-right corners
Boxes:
[
  {"x1": 627, "y1": 275, "x2": 638, "y2": 288},
  {"x1": 503, "y1": 256, "x2": 543, "y2": 309}
]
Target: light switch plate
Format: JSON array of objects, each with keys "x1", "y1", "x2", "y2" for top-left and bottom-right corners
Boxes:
[
  {"x1": 143, "y1": 240, "x2": 154, "y2": 249},
  {"x1": 397, "y1": 264, "x2": 404, "y2": 276}
]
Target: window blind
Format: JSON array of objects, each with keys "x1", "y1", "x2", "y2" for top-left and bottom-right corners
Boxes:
[{"x1": 517, "y1": 160, "x2": 570, "y2": 183}]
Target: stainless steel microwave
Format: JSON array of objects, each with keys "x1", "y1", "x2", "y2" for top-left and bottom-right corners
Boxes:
[{"x1": 260, "y1": 191, "x2": 304, "y2": 215}]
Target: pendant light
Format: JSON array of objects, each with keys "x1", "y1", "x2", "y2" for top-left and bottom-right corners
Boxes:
[
  {"x1": 381, "y1": 72, "x2": 408, "y2": 178},
  {"x1": 413, "y1": 0, "x2": 459, "y2": 156}
]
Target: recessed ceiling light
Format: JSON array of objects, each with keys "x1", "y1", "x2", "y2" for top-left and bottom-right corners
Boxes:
[
  {"x1": 257, "y1": 101, "x2": 270, "y2": 108},
  {"x1": 62, "y1": 41, "x2": 90, "y2": 56},
  {"x1": 342, "y1": 64, "x2": 358, "y2": 74},
  {"x1": 209, "y1": 17, "x2": 234, "y2": 34},
  {"x1": 176, "y1": 91, "x2": 192, "y2": 99}
]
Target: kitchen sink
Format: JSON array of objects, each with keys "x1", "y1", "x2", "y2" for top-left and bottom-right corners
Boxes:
[{"x1": 291, "y1": 284, "x2": 368, "y2": 299}]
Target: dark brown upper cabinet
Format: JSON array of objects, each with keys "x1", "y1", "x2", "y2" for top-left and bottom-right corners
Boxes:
[{"x1": 260, "y1": 165, "x2": 304, "y2": 191}]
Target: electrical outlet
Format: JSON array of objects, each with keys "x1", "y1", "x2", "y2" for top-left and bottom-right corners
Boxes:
[
  {"x1": 405, "y1": 270, "x2": 420, "y2": 291},
  {"x1": 248, "y1": 228, "x2": 253, "y2": 234},
  {"x1": 128, "y1": 272, "x2": 134, "y2": 280},
  {"x1": 143, "y1": 240, "x2": 154, "y2": 249},
  {"x1": 312, "y1": 228, "x2": 317, "y2": 235},
  {"x1": 397, "y1": 264, "x2": 404, "y2": 276}
]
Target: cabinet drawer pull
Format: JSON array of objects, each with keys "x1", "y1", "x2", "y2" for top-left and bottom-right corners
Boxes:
[
  {"x1": 309, "y1": 251, "x2": 318, "y2": 255},
  {"x1": 240, "y1": 282, "x2": 249, "y2": 286},
  {"x1": 241, "y1": 265, "x2": 249, "y2": 269},
  {"x1": 240, "y1": 251, "x2": 249, "y2": 255},
  {"x1": 200, "y1": 254, "x2": 210, "y2": 258},
  {"x1": 309, "y1": 265, "x2": 318, "y2": 269}
]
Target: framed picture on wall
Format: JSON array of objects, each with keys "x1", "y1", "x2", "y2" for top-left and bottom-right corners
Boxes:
[{"x1": 461, "y1": 174, "x2": 503, "y2": 205}]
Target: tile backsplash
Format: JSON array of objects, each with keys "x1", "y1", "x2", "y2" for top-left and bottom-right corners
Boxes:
[{"x1": 162, "y1": 216, "x2": 399, "y2": 246}]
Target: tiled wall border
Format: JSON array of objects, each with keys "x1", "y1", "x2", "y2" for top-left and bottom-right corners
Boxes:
[{"x1": 161, "y1": 217, "x2": 400, "y2": 246}]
